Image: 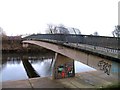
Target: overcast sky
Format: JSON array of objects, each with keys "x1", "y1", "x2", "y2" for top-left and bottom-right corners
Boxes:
[{"x1": 0, "y1": 0, "x2": 119, "y2": 36}]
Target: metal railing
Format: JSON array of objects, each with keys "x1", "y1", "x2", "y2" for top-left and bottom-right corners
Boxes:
[{"x1": 23, "y1": 34, "x2": 120, "y2": 50}]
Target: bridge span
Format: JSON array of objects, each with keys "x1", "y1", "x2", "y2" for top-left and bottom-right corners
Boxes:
[{"x1": 22, "y1": 34, "x2": 120, "y2": 80}]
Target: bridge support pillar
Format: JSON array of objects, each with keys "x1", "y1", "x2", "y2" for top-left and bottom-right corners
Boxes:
[{"x1": 52, "y1": 53, "x2": 75, "y2": 79}]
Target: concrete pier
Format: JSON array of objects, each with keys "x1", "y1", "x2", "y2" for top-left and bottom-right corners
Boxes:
[{"x1": 2, "y1": 71, "x2": 119, "y2": 88}]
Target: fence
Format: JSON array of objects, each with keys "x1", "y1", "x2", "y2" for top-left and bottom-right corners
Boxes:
[{"x1": 23, "y1": 34, "x2": 119, "y2": 50}]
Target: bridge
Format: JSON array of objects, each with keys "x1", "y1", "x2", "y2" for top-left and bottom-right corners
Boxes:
[{"x1": 22, "y1": 34, "x2": 120, "y2": 80}]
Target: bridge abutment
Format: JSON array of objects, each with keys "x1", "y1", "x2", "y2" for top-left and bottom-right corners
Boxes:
[{"x1": 52, "y1": 53, "x2": 75, "y2": 79}]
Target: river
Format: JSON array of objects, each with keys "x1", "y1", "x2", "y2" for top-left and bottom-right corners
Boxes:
[{"x1": 1, "y1": 52, "x2": 96, "y2": 82}]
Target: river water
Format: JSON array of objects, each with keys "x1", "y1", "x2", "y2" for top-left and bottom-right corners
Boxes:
[{"x1": 1, "y1": 52, "x2": 96, "y2": 82}]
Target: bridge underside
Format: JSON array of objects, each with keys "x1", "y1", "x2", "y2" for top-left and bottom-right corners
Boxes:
[{"x1": 23, "y1": 40, "x2": 120, "y2": 80}]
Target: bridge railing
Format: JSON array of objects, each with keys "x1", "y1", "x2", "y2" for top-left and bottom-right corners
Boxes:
[{"x1": 23, "y1": 34, "x2": 120, "y2": 50}]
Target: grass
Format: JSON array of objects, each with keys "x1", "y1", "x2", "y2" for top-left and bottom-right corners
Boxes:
[{"x1": 97, "y1": 82, "x2": 120, "y2": 90}]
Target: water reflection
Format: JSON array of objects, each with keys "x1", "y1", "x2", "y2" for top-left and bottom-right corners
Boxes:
[
  {"x1": 30, "y1": 59, "x2": 52, "y2": 77},
  {"x1": 1, "y1": 53, "x2": 55, "y2": 82},
  {"x1": 1, "y1": 61, "x2": 28, "y2": 82},
  {"x1": 22, "y1": 59, "x2": 40, "y2": 78},
  {"x1": 1, "y1": 53, "x2": 96, "y2": 82}
]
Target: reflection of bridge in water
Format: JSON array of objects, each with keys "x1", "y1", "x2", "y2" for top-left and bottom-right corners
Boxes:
[
  {"x1": 23, "y1": 34, "x2": 120, "y2": 80},
  {"x1": 2, "y1": 53, "x2": 54, "y2": 78},
  {"x1": 22, "y1": 56, "x2": 40, "y2": 78}
]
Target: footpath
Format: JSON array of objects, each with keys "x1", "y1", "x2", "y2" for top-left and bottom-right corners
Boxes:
[{"x1": 2, "y1": 71, "x2": 119, "y2": 88}]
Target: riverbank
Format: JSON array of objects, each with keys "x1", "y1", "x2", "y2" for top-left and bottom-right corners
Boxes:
[
  {"x1": 2, "y1": 71, "x2": 119, "y2": 89},
  {"x1": 2, "y1": 35, "x2": 51, "y2": 53},
  {"x1": 2, "y1": 48, "x2": 53, "y2": 53}
]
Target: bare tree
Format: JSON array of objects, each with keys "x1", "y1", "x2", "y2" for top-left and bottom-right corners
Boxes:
[
  {"x1": 112, "y1": 25, "x2": 120, "y2": 37},
  {"x1": 0, "y1": 27, "x2": 7, "y2": 41},
  {"x1": 46, "y1": 24, "x2": 70, "y2": 34},
  {"x1": 93, "y1": 31, "x2": 99, "y2": 36},
  {"x1": 72, "y1": 28, "x2": 81, "y2": 34},
  {"x1": 56, "y1": 24, "x2": 69, "y2": 34},
  {"x1": 46, "y1": 24, "x2": 82, "y2": 35},
  {"x1": 46, "y1": 24, "x2": 57, "y2": 34},
  {"x1": 0, "y1": 27, "x2": 6, "y2": 36}
]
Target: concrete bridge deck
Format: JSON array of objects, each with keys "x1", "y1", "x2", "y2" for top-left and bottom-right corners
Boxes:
[{"x1": 2, "y1": 71, "x2": 119, "y2": 88}]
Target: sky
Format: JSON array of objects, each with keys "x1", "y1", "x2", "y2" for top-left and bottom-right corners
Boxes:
[{"x1": 0, "y1": 0, "x2": 119, "y2": 36}]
